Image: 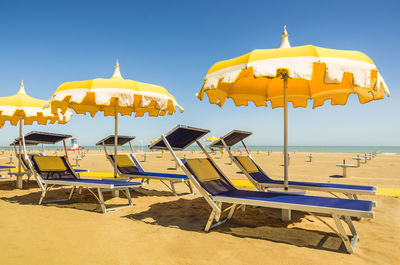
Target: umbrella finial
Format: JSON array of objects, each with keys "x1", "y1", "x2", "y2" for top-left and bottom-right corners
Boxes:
[
  {"x1": 18, "y1": 80, "x2": 26, "y2": 94},
  {"x1": 280, "y1": 25, "x2": 291, "y2": 48},
  {"x1": 111, "y1": 59, "x2": 123, "y2": 79}
]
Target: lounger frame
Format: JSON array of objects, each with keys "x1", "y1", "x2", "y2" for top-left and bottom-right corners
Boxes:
[
  {"x1": 20, "y1": 132, "x2": 140, "y2": 213},
  {"x1": 99, "y1": 136, "x2": 193, "y2": 196},
  {"x1": 155, "y1": 126, "x2": 374, "y2": 253},
  {"x1": 215, "y1": 131, "x2": 377, "y2": 198}
]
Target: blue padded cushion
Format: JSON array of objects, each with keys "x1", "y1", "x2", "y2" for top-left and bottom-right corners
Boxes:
[
  {"x1": 74, "y1": 169, "x2": 89, "y2": 173},
  {"x1": 217, "y1": 190, "x2": 373, "y2": 212},
  {"x1": 250, "y1": 173, "x2": 375, "y2": 191},
  {"x1": 234, "y1": 156, "x2": 375, "y2": 192},
  {"x1": 183, "y1": 159, "x2": 236, "y2": 196},
  {"x1": 0, "y1": 166, "x2": 15, "y2": 169},
  {"x1": 142, "y1": 172, "x2": 188, "y2": 180},
  {"x1": 54, "y1": 178, "x2": 141, "y2": 187}
]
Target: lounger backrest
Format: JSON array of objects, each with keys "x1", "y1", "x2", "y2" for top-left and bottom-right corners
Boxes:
[
  {"x1": 234, "y1": 156, "x2": 272, "y2": 182},
  {"x1": 184, "y1": 158, "x2": 236, "y2": 196},
  {"x1": 31, "y1": 155, "x2": 77, "y2": 180},
  {"x1": 109, "y1": 154, "x2": 144, "y2": 175}
]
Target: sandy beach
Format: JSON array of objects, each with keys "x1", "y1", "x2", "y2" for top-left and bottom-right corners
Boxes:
[{"x1": 0, "y1": 150, "x2": 399, "y2": 265}]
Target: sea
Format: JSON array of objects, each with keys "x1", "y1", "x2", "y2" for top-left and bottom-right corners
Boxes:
[{"x1": 4, "y1": 145, "x2": 399, "y2": 154}]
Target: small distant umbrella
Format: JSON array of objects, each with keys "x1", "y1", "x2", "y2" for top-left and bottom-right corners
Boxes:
[
  {"x1": 48, "y1": 60, "x2": 183, "y2": 178},
  {"x1": 197, "y1": 26, "x2": 389, "y2": 192},
  {"x1": 0, "y1": 81, "x2": 72, "y2": 174},
  {"x1": 205, "y1": 136, "x2": 220, "y2": 142},
  {"x1": 150, "y1": 138, "x2": 159, "y2": 143}
]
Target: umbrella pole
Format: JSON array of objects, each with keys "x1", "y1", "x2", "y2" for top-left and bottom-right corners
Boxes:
[
  {"x1": 114, "y1": 99, "x2": 118, "y2": 179},
  {"x1": 18, "y1": 119, "x2": 22, "y2": 173},
  {"x1": 282, "y1": 71, "x2": 289, "y2": 191}
]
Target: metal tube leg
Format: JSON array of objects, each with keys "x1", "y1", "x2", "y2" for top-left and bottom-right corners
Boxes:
[
  {"x1": 187, "y1": 181, "x2": 194, "y2": 194},
  {"x1": 112, "y1": 189, "x2": 120, "y2": 197},
  {"x1": 282, "y1": 209, "x2": 291, "y2": 221},
  {"x1": 343, "y1": 167, "x2": 347, "y2": 178},
  {"x1": 125, "y1": 188, "x2": 133, "y2": 206},
  {"x1": 68, "y1": 187, "x2": 75, "y2": 200},
  {"x1": 205, "y1": 211, "x2": 216, "y2": 232},
  {"x1": 227, "y1": 205, "x2": 236, "y2": 220},
  {"x1": 170, "y1": 181, "x2": 177, "y2": 195},
  {"x1": 333, "y1": 214, "x2": 353, "y2": 253},
  {"x1": 39, "y1": 184, "x2": 48, "y2": 205},
  {"x1": 97, "y1": 188, "x2": 106, "y2": 213}
]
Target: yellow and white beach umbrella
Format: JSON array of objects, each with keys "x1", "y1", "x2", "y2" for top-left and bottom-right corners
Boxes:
[
  {"x1": 205, "y1": 136, "x2": 219, "y2": 142},
  {"x1": 150, "y1": 138, "x2": 159, "y2": 143},
  {"x1": 48, "y1": 60, "x2": 183, "y2": 178},
  {"x1": 0, "y1": 81, "x2": 72, "y2": 173},
  {"x1": 197, "y1": 26, "x2": 390, "y2": 192}
]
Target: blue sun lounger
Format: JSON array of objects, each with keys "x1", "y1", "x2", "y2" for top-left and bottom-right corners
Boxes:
[
  {"x1": 0, "y1": 165, "x2": 15, "y2": 178},
  {"x1": 210, "y1": 130, "x2": 377, "y2": 200},
  {"x1": 9, "y1": 135, "x2": 90, "y2": 188},
  {"x1": 149, "y1": 125, "x2": 375, "y2": 253},
  {"x1": 21, "y1": 131, "x2": 142, "y2": 213},
  {"x1": 96, "y1": 135, "x2": 193, "y2": 195}
]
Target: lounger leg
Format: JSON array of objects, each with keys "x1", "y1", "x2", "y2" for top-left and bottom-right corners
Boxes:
[
  {"x1": 97, "y1": 188, "x2": 107, "y2": 213},
  {"x1": 170, "y1": 181, "x2": 177, "y2": 195},
  {"x1": 159, "y1": 180, "x2": 178, "y2": 195},
  {"x1": 282, "y1": 209, "x2": 291, "y2": 221},
  {"x1": 227, "y1": 205, "x2": 237, "y2": 220},
  {"x1": 125, "y1": 188, "x2": 133, "y2": 206},
  {"x1": 186, "y1": 181, "x2": 194, "y2": 195},
  {"x1": 333, "y1": 214, "x2": 355, "y2": 253},
  {"x1": 112, "y1": 190, "x2": 119, "y2": 198},
  {"x1": 39, "y1": 184, "x2": 48, "y2": 205},
  {"x1": 205, "y1": 211, "x2": 216, "y2": 232},
  {"x1": 68, "y1": 186, "x2": 75, "y2": 200}
]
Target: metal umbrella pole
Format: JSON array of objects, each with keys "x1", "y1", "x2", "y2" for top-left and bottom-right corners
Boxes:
[
  {"x1": 18, "y1": 119, "x2": 23, "y2": 173},
  {"x1": 279, "y1": 69, "x2": 289, "y2": 191},
  {"x1": 114, "y1": 98, "x2": 118, "y2": 179}
]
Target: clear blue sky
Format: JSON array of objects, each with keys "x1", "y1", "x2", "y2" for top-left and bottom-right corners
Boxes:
[{"x1": 0, "y1": 0, "x2": 398, "y2": 146}]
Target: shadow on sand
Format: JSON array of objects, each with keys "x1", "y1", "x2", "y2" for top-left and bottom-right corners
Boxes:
[
  {"x1": 0, "y1": 184, "x2": 180, "y2": 213},
  {"x1": 329, "y1": 175, "x2": 345, "y2": 178},
  {"x1": 124, "y1": 197, "x2": 349, "y2": 253}
]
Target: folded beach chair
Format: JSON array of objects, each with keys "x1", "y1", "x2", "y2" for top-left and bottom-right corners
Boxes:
[
  {"x1": 96, "y1": 135, "x2": 193, "y2": 195},
  {"x1": 21, "y1": 131, "x2": 142, "y2": 213},
  {"x1": 210, "y1": 130, "x2": 377, "y2": 200},
  {"x1": 149, "y1": 125, "x2": 375, "y2": 253}
]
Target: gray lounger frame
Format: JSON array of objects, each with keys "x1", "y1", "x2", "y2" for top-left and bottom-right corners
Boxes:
[
  {"x1": 98, "y1": 135, "x2": 193, "y2": 196},
  {"x1": 20, "y1": 132, "x2": 141, "y2": 213},
  {"x1": 150, "y1": 125, "x2": 375, "y2": 253},
  {"x1": 213, "y1": 130, "x2": 377, "y2": 199}
]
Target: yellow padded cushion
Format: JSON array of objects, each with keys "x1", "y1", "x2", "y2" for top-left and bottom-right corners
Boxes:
[
  {"x1": 113, "y1": 155, "x2": 135, "y2": 167},
  {"x1": 186, "y1": 159, "x2": 221, "y2": 182},
  {"x1": 236, "y1": 156, "x2": 259, "y2": 173},
  {"x1": 33, "y1": 156, "x2": 67, "y2": 172}
]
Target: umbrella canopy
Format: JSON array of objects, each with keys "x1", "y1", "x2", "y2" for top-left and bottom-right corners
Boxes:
[
  {"x1": 0, "y1": 81, "x2": 71, "y2": 125},
  {"x1": 49, "y1": 60, "x2": 183, "y2": 117},
  {"x1": 198, "y1": 26, "x2": 389, "y2": 108},
  {"x1": 48, "y1": 60, "x2": 183, "y2": 178},
  {"x1": 0, "y1": 81, "x2": 72, "y2": 175},
  {"x1": 205, "y1": 136, "x2": 220, "y2": 142},
  {"x1": 197, "y1": 26, "x2": 390, "y2": 191}
]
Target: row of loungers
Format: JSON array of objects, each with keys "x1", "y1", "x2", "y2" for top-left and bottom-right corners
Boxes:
[{"x1": 14, "y1": 127, "x2": 377, "y2": 253}]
